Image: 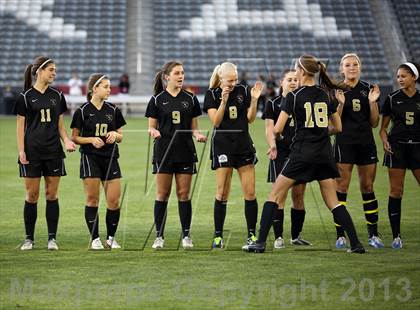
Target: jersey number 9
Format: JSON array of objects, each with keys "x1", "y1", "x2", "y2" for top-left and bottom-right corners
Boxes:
[
  {"x1": 172, "y1": 111, "x2": 181, "y2": 124},
  {"x1": 304, "y1": 102, "x2": 328, "y2": 128},
  {"x1": 95, "y1": 123, "x2": 108, "y2": 136},
  {"x1": 228, "y1": 106, "x2": 237, "y2": 119}
]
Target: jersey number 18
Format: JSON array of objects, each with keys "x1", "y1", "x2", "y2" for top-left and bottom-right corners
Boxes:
[{"x1": 304, "y1": 102, "x2": 328, "y2": 128}]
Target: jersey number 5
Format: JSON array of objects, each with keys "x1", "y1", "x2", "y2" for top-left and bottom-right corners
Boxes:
[
  {"x1": 95, "y1": 123, "x2": 108, "y2": 136},
  {"x1": 40, "y1": 108, "x2": 51, "y2": 122},
  {"x1": 304, "y1": 102, "x2": 328, "y2": 128},
  {"x1": 406, "y1": 112, "x2": 414, "y2": 125}
]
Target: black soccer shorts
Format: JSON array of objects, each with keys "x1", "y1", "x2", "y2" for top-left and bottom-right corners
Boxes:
[
  {"x1": 80, "y1": 153, "x2": 122, "y2": 180},
  {"x1": 152, "y1": 161, "x2": 197, "y2": 174},
  {"x1": 267, "y1": 147, "x2": 290, "y2": 183},
  {"x1": 383, "y1": 142, "x2": 420, "y2": 170},
  {"x1": 281, "y1": 157, "x2": 340, "y2": 184},
  {"x1": 211, "y1": 152, "x2": 258, "y2": 170},
  {"x1": 19, "y1": 158, "x2": 66, "y2": 178},
  {"x1": 334, "y1": 143, "x2": 378, "y2": 165}
]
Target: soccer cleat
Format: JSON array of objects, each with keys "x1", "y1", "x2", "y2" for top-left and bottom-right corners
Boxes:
[
  {"x1": 245, "y1": 233, "x2": 258, "y2": 245},
  {"x1": 106, "y1": 236, "x2": 121, "y2": 249},
  {"x1": 391, "y1": 237, "x2": 403, "y2": 249},
  {"x1": 152, "y1": 237, "x2": 165, "y2": 249},
  {"x1": 290, "y1": 235, "x2": 312, "y2": 246},
  {"x1": 274, "y1": 237, "x2": 285, "y2": 249},
  {"x1": 347, "y1": 244, "x2": 366, "y2": 254},
  {"x1": 47, "y1": 238, "x2": 59, "y2": 250},
  {"x1": 212, "y1": 236, "x2": 224, "y2": 249},
  {"x1": 368, "y1": 235, "x2": 384, "y2": 248},
  {"x1": 20, "y1": 239, "x2": 34, "y2": 250},
  {"x1": 182, "y1": 236, "x2": 194, "y2": 249},
  {"x1": 91, "y1": 237, "x2": 104, "y2": 250},
  {"x1": 335, "y1": 236, "x2": 347, "y2": 249},
  {"x1": 243, "y1": 242, "x2": 266, "y2": 253}
]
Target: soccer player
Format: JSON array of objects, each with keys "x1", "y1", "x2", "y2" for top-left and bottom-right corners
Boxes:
[
  {"x1": 14, "y1": 56, "x2": 76, "y2": 250},
  {"x1": 244, "y1": 55, "x2": 365, "y2": 254},
  {"x1": 203, "y1": 62, "x2": 263, "y2": 249},
  {"x1": 263, "y1": 69, "x2": 310, "y2": 248},
  {"x1": 71, "y1": 74, "x2": 126, "y2": 250},
  {"x1": 332, "y1": 53, "x2": 382, "y2": 249},
  {"x1": 145, "y1": 61, "x2": 206, "y2": 249},
  {"x1": 380, "y1": 61, "x2": 420, "y2": 249}
]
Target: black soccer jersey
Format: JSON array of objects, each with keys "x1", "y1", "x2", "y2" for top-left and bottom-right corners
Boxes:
[
  {"x1": 70, "y1": 101, "x2": 126, "y2": 158},
  {"x1": 335, "y1": 80, "x2": 375, "y2": 144},
  {"x1": 203, "y1": 84, "x2": 255, "y2": 156},
  {"x1": 263, "y1": 95, "x2": 295, "y2": 150},
  {"x1": 282, "y1": 86, "x2": 336, "y2": 163},
  {"x1": 13, "y1": 86, "x2": 67, "y2": 161},
  {"x1": 145, "y1": 89, "x2": 202, "y2": 163},
  {"x1": 382, "y1": 89, "x2": 420, "y2": 142}
]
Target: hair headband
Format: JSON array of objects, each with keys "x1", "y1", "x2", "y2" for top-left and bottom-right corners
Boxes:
[
  {"x1": 35, "y1": 59, "x2": 52, "y2": 74},
  {"x1": 93, "y1": 75, "x2": 107, "y2": 88},
  {"x1": 404, "y1": 62, "x2": 419, "y2": 80}
]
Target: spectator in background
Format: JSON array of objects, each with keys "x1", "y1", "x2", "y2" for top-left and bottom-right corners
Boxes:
[
  {"x1": 119, "y1": 73, "x2": 130, "y2": 94},
  {"x1": 68, "y1": 71, "x2": 83, "y2": 96}
]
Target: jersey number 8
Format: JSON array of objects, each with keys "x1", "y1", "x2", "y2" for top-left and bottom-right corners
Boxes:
[
  {"x1": 304, "y1": 102, "x2": 328, "y2": 128},
  {"x1": 95, "y1": 123, "x2": 108, "y2": 136},
  {"x1": 228, "y1": 106, "x2": 237, "y2": 119}
]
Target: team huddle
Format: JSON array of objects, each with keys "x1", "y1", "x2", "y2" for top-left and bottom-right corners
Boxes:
[{"x1": 14, "y1": 55, "x2": 420, "y2": 254}]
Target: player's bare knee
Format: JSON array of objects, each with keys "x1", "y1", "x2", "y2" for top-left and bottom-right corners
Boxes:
[
  {"x1": 26, "y1": 191, "x2": 39, "y2": 203},
  {"x1": 176, "y1": 189, "x2": 190, "y2": 201},
  {"x1": 390, "y1": 187, "x2": 403, "y2": 198},
  {"x1": 107, "y1": 200, "x2": 120, "y2": 210}
]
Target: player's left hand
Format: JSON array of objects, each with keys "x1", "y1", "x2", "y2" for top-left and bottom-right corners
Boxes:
[
  {"x1": 194, "y1": 133, "x2": 207, "y2": 143},
  {"x1": 369, "y1": 84, "x2": 380, "y2": 103},
  {"x1": 105, "y1": 131, "x2": 118, "y2": 144},
  {"x1": 335, "y1": 89, "x2": 345, "y2": 105},
  {"x1": 65, "y1": 139, "x2": 76, "y2": 152},
  {"x1": 266, "y1": 145, "x2": 277, "y2": 160},
  {"x1": 251, "y1": 81, "x2": 264, "y2": 100}
]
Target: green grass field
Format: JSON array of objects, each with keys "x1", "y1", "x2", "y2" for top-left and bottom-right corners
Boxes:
[{"x1": 0, "y1": 116, "x2": 419, "y2": 310}]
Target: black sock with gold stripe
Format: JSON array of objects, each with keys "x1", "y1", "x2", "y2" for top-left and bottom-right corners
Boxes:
[
  {"x1": 362, "y1": 192, "x2": 378, "y2": 237},
  {"x1": 334, "y1": 192, "x2": 347, "y2": 238}
]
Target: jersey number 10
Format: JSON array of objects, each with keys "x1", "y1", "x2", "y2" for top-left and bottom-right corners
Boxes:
[
  {"x1": 95, "y1": 123, "x2": 108, "y2": 136},
  {"x1": 304, "y1": 102, "x2": 328, "y2": 128}
]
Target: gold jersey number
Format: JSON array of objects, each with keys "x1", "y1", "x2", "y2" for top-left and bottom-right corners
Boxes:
[
  {"x1": 304, "y1": 102, "x2": 328, "y2": 128},
  {"x1": 352, "y1": 99, "x2": 361, "y2": 112},
  {"x1": 405, "y1": 112, "x2": 414, "y2": 125},
  {"x1": 40, "y1": 108, "x2": 51, "y2": 122},
  {"x1": 95, "y1": 123, "x2": 108, "y2": 136},
  {"x1": 228, "y1": 106, "x2": 237, "y2": 119},
  {"x1": 172, "y1": 111, "x2": 181, "y2": 124}
]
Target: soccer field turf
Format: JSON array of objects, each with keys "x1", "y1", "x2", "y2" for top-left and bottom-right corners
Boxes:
[{"x1": 0, "y1": 116, "x2": 419, "y2": 310}]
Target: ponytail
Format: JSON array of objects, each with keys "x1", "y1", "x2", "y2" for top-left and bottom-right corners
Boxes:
[
  {"x1": 24, "y1": 64, "x2": 33, "y2": 91},
  {"x1": 152, "y1": 70, "x2": 165, "y2": 95},
  {"x1": 209, "y1": 64, "x2": 221, "y2": 88},
  {"x1": 318, "y1": 61, "x2": 347, "y2": 91}
]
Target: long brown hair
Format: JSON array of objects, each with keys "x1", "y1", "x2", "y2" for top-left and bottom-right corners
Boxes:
[
  {"x1": 152, "y1": 61, "x2": 183, "y2": 95},
  {"x1": 297, "y1": 55, "x2": 347, "y2": 91},
  {"x1": 23, "y1": 56, "x2": 54, "y2": 91},
  {"x1": 86, "y1": 73, "x2": 108, "y2": 101}
]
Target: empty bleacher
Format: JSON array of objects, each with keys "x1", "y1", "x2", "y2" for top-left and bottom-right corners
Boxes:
[{"x1": 0, "y1": 0, "x2": 126, "y2": 88}]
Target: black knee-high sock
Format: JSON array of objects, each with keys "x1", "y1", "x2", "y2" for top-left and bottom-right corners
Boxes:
[
  {"x1": 214, "y1": 199, "x2": 227, "y2": 238},
  {"x1": 334, "y1": 192, "x2": 347, "y2": 238},
  {"x1": 362, "y1": 192, "x2": 379, "y2": 237},
  {"x1": 388, "y1": 196, "x2": 402, "y2": 238},
  {"x1": 331, "y1": 205, "x2": 361, "y2": 248},
  {"x1": 154, "y1": 200, "x2": 168, "y2": 238},
  {"x1": 46, "y1": 199, "x2": 59, "y2": 240},
  {"x1": 178, "y1": 200, "x2": 192, "y2": 238},
  {"x1": 85, "y1": 206, "x2": 99, "y2": 240},
  {"x1": 245, "y1": 199, "x2": 258, "y2": 237},
  {"x1": 106, "y1": 208, "x2": 120, "y2": 238},
  {"x1": 272, "y1": 208, "x2": 284, "y2": 239},
  {"x1": 291, "y1": 208, "x2": 305, "y2": 240},
  {"x1": 24, "y1": 201, "x2": 37, "y2": 241},
  {"x1": 257, "y1": 201, "x2": 277, "y2": 244}
]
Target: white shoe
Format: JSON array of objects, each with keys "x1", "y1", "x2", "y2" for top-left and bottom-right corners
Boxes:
[
  {"x1": 274, "y1": 237, "x2": 285, "y2": 249},
  {"x1": 182, "y1": 236, "x2": 194, "y2": 249},
  {"x1": 106, "y1": 236, "x2": 121, "y2": 249},
  {"x1": 91, "y1": 237, "x2": 104, "y2": 250},
  {"x1": 152, "y1": 237, "x2": 165, "y2": 249},
  {"x1": 20, "y1": 239, "x2": 34, "y2": 250},
  {"x1": 47, "y1": 238, "x2": 59, "y2": 250}
]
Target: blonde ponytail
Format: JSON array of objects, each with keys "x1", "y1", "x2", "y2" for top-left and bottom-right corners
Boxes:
[{"x1": 209, "y1": 62, "x2": 238, "y2": 89}]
